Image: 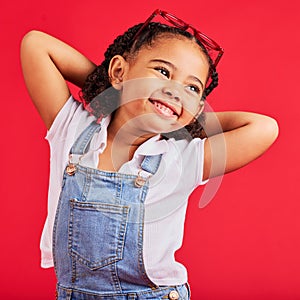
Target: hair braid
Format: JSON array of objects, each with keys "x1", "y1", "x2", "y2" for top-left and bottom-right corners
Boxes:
[{"x1": 203, "y1": 69, "x2": 219, "y2": 99}]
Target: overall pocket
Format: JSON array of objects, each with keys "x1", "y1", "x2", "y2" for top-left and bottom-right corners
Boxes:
[{"x1": 68, "y1": 198, "x2": 129, "y2": 270}]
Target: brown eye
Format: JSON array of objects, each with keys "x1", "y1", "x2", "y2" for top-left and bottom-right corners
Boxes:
[
  {"x1": 155, "y1": 67, "x2": 170, "y2": 78},
  {"x1": 188, "y1": 85, "x2": 201, "y2": 94}
]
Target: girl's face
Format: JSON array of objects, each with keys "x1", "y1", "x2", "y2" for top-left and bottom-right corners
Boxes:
[{"x1": 112, "y1": 35, "x2": 210, "y2": 136}]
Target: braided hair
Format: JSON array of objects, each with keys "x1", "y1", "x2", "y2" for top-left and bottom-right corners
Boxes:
[{"x1": 80, "y1": 22, "x2": 219, "y2": 140}]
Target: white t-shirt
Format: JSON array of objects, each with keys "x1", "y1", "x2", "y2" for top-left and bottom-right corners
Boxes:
[{"x1": 41, "y1": 96, "x2": 207, "y2": 285}]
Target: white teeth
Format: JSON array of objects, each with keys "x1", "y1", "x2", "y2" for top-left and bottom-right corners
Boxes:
[{"x1": 152, "y1": 101, "x2": 175, "y2": 117}]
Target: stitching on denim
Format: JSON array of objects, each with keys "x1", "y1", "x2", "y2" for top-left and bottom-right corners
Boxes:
[
  {"x1": 175, "y1": 283, "x2": 189, "y2": 299},
  {"x1": 136, "y1": 185, "x2": 158, "y2": 289},
  {"x1": 81, "y1": 168, "x2": 91, "y2": 202},
  {"x1": 68, "y1": 199, "x2": 129, "y2": 270},
  {"x1": 57, "y1": 284, "x2": 188, "y2": 298},
  {"x1": 111, "y1": 262, "x2": 122, "y2": 293},
  {"x1": 52, "y1": 173, "x2": 67, "y2": 275},
  {"x1": 71, "y1": 121, "x2": 101, "y2": 155},
  {"x1": 140, "y1": 154, "x2": 162, "y2": 174}
]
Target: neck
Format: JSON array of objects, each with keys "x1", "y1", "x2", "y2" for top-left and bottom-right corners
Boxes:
[{"x1": 107, "y1": 110, "x2": 157, "y2": 149}]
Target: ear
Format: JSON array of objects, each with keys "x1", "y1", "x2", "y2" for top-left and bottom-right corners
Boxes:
[
  {"x1": 195, "y1": 100, "x2": 205, "y2": 119},
  {"x1": 108, "y1": 55, "x2": 128, "y2": 90}
]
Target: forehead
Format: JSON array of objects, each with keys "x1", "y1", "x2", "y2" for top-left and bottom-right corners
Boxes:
[{"x1": 131, "y1": 35, "x2": 210, "y2": 75}]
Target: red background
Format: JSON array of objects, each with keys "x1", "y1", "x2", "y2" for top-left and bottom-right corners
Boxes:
[{"x1": 1, "y1": 0, "x2": 299, "y2": 299}]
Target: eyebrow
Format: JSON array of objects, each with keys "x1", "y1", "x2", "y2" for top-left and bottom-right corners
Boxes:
[{"x1": 149, "y1": 59, "x2": 204, "y2": 89}]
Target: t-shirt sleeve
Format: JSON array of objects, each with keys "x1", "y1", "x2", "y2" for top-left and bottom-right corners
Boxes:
[
  {"x1": 183, "y1": 137, "x2": 208, "y2": 187},
  {"x1": 195, "y1": 137, "x2": 209, "y2": 186},
  {"x1": 45, "y1": 95, "x2": 82, "y2": 142}
]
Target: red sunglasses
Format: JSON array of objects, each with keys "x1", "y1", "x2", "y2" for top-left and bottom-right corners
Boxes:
[{"x1": 132, "y1": 9, "x2": 224, "y2": 68}]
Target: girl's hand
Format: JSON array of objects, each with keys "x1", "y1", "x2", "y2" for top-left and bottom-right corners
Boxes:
[
  {"x1": 203, "y1": 111, "x2": 279, "y2": 180},
  {"x1": 20, "y1": 30, "x2": 96, "y2": 129}
]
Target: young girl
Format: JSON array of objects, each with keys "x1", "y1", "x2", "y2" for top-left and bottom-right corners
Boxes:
[{"x1": 21, "y1": 9, "x2": 278, "y2": 300}]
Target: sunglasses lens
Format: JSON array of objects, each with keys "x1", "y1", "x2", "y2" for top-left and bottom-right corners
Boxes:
[
  {"x1": 134, "y1": 10, "x2": 223, "y2": 67},
  {"x1": 162, "y1": 12, "x2": 188, "y2": 30}
]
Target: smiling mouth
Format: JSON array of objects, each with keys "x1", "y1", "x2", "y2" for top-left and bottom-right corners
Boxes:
[{"x1": 149, "y1": 99, "x2": 180, "y2": 118}]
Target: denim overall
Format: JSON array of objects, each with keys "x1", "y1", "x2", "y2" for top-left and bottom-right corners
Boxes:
[{"x1": 53, "y1": 121, "x2": 190, "y2": 299}]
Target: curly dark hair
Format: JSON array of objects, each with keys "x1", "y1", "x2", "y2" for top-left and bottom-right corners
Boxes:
[{"x1": 80, "y1": 22, "x2": 220, "y2": 140}]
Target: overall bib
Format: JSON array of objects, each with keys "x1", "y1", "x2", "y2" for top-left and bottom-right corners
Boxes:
[{"x1": 53, "y1": 121, "x2": 190, "y2": 299}]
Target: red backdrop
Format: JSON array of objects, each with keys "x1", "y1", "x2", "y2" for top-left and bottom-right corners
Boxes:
[{"x1": 1, "y1": 0, "x2": 299, "y2": 299}]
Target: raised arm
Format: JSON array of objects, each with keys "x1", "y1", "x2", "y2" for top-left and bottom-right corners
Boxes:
[
  {"x1": 20, "y1": 30, "x2": 96, "y2": 129},
  {"x1": 203, "y1": 111, "x2": 279, "y2": 180}
]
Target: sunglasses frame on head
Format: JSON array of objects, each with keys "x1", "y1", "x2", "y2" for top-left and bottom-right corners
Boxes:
[{"x1": 132, "y1": 9, "x2": 224, "y2": 68}]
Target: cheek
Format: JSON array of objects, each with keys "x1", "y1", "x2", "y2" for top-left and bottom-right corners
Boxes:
[
  {"x1": 121, "y1": 78, "x2": 154, "y2": 104},
  {"x1": 178, "y1": 110, "x2": 195, "y2": 127},
  {"x1": 119, "y1": 97, "x2": 148, "y2": 116},
  {"x1": 181, "y1": 100, "x2": 201, "y2": 121}
]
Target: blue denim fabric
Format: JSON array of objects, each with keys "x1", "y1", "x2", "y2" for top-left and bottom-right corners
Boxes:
[
  {"x1": 56, "y1": 282, "x2": 190, "y2": 299},
  {"x1": 53, "y1": 121, "x2": 190, "y2": 299}
]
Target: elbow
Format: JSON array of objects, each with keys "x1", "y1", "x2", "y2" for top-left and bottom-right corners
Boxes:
[
  {"x1": 21, "y1": 30, "x2": 36, "y2": 55},
  {"x1": 22, "y1": 30, "x2": 38, "y2": 39},
  {"x1": 20, "y1": 30, "x2": 47, "y2": 70},
  {"x1": 265, "y1": 116, "x2": 279, "y2": 143},
  {"x1": 259, "y1": 115, "x2": 279, "y2": 148},
  {"x1": 20, "y1": 30, "x2": 44, "y2": 53},
  {"x1": 22, "y1": 30, "x2": 42, "y2": 40}
]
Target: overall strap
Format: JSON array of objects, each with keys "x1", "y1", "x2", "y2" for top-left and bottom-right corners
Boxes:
[
  {"x1": 70, "y1": 121, "x2": 102, "y2": 155},
  {"x1": 140, "y1": 154, "x2": 162, "y2": 175},
  {"x1": 69, "y1": 120, "x2": 162, "y2": 177}
]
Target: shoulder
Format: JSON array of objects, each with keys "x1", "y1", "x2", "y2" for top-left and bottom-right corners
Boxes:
[
  {"x1": 162, "y1": 137, "x2": 207, "y2": 186},
  {"x1": 45, "y1": 95, "x2": 96, "y2": 144},
  {"x1": 165, "y1": 137, "x2": 206, "y2": 156}
]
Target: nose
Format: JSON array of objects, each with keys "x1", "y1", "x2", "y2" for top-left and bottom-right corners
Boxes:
[{"x1": 162, "y1": 86, "x2": 181, "y2": 102}]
